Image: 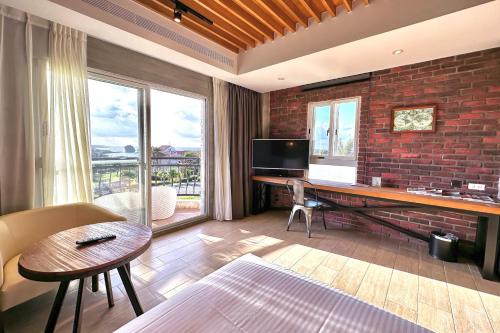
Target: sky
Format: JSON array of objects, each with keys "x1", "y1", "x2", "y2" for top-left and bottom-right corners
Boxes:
[{"x1": 88, "y1": 79, "x2": 203, "y2": 149}]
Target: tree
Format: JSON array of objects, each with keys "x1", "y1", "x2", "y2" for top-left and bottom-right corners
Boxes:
[
  {"x1": 124, "y1": 145, "x2": 136, "y2": 153},
  {"x1": 184, "y1": 151, "x2": 200, "y2": 158},
  {"x1": 152, "y1": 146, "x2": 165, "y2": 158},
  {"x1": 167, "y1": 168, "x2": 178, "y2": 186}
]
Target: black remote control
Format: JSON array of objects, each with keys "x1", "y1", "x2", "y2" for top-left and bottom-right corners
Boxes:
[{"x1": 76, "y1": 234, "x2": 116, "y2": 246}]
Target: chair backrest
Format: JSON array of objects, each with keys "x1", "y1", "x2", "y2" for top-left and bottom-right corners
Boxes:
[
  {"x1": 286, "y1": 179, "x2": 320, "y2": 206},
  {"x1": 0, "y1": 203, "x2": 126, "y2": 288},
  {"x1": 285, "y1": 179, "x2": 304, "y2": 205}
]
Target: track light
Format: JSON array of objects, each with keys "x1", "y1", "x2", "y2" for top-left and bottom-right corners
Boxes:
[
  {"x1": 174, "y1": 9, "x2": 182, "y2": 23},
  {"x1": 169, "y1": 0, "x2": 213, "y2": 25}
]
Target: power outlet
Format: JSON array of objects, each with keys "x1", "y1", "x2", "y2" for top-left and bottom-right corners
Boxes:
[{"x1": 468, "y1": 183, "x2": 485, "y2": 191}]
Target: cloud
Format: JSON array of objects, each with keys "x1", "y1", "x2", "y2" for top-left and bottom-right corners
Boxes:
[
  {"x1": 177, "y1": 109, "x2": 200, "y2": 122},
  {"x1": 175, "y1": 128, "x2": 201, "y2": 139}
]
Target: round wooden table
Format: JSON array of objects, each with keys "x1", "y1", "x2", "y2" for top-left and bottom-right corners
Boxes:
[{"x1": 18, "y1": 222, "x2": 152, "y2": 333}]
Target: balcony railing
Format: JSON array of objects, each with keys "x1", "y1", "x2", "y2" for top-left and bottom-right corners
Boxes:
[{"x1": 92, "y1": 156, "x2": 201, "y2": 199}]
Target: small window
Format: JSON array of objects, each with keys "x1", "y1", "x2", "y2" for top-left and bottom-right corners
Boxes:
[{"x1": 307, "y1": 97, "x2": 360, "y2": 183}]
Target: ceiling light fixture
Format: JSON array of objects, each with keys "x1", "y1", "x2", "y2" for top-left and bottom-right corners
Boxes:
[
  {"x1": 277, "y1": 77, "x2": 285, "y2": 80},
  {"x1": 173, "y1": 9, "x2": 182, "y2": 23},
  {"x1": 170, "y1": 0, "x2": 213, "y2": 25},
  {"x1": 392, "y1": 49, "x2": 404, "y2": 55}
]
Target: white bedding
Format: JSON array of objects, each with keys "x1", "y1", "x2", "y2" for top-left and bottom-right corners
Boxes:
[{"x1": 116, "y1": 254, "x2": 432, "y2": 333}]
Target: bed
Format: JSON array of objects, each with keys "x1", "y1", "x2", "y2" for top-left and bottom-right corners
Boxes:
[{"x1": 116, "y1": 254, "x2": 431, "y2": 333}]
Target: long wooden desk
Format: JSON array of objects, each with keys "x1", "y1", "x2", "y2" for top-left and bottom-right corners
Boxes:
[{"x1": 252, "y1": 175, "x2": 500, "y2": 281}]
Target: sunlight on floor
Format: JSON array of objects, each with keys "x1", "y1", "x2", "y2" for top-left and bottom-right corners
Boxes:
[{"x1": 5, "y1": 211, "x2": 500, "y2": 333}]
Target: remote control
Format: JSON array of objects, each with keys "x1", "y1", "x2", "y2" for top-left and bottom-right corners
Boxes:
[{"x1": 76, "y1": 234, "x2": 116, "y2": 246}]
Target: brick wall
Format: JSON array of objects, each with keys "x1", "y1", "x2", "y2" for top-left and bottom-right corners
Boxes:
[{"x1": 269, "y1": 48, "x2": 500, "y2": 242}]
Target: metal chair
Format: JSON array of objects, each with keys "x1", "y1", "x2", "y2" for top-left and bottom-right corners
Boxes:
[{"x1": 286, "y1": 179, "x2": 327, "y2": 238}]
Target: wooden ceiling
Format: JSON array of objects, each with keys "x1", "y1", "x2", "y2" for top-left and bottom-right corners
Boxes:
[{"x1": 134, "y1": 0, "x2": 370, "y2": 53}]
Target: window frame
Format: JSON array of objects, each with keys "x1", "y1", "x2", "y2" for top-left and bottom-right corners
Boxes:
[{"x1": 307, "y1": 96, "x2": 361, "y2": 168}]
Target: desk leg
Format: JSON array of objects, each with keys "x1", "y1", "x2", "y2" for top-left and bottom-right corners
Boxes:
[
  {"x1": 118, "y1": 265, "x2": 143, "y2": 316},
  {"x1": 482, "y1": 215, "x2": 500, "y2": 280},
  {"x1": 73, "y1": 278, "x2": 86, "y2": 333},
  {"x1": 45, "y1": 281, "x2": 70, "y2": 333}
]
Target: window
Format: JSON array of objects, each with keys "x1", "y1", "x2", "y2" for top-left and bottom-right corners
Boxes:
[{"x1": 307, "y1": 97, "x2": 360, "y2": 183}]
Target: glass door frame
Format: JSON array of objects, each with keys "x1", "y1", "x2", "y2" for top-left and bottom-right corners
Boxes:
[
  {"x1": 148, "y1": 84, "x2": 210, "y2": 233},
  {"x1": 88, "y1": 68, "x2": 211, "y2": 233},
  {"x1": 88, "y1": 70, "x2": 150, "y2": 226}
]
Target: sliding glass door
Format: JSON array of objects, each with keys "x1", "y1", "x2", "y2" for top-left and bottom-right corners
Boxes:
[
  {"x1": 150, "y1": 89, "x2": 206, "y2": 230},
  {"x1": 88, "y1": 78, "x2": 147, "y2": 224}
]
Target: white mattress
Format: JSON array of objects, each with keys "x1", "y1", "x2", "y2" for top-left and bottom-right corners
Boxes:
[{"x1": 116, "y1": 254, "x2": 432, "y2": 333}]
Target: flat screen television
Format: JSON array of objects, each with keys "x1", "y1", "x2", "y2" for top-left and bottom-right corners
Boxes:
[{"x1": 252, "y1": 139, "x2": 309, "y2": 170}]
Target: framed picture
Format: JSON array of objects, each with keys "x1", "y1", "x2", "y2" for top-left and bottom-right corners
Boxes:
[{"x1": 391, "y1": 105, "x2": 437, "y2": 133}]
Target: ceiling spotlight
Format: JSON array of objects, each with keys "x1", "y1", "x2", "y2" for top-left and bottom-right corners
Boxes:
[
  {"x1": 392, "y1": 49, "x2": 404, "y2": 55},
  {"x1": 174, "y1": 9, "x2": 182, "y2": 23},
  {"x1": 170, "y1": 0, "x2": 213, "y2": 25},
  {"x1": 277, "y1": 77, "x2": 285, "y2": 81}
]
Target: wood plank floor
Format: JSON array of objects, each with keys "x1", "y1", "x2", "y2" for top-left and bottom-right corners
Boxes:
[{"x1": 4, "y1": 211, "x2": 500, "y2": 333}]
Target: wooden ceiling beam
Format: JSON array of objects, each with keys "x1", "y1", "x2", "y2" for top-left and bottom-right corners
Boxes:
[
  {"x1": 275, "y1": 0, "x2": 308, "y2": 28},
  {"x1": 342, "y1": 0, "x2": 353, "y2": 12},
  {"x1": 319, "y1": 0, "x2": 337, "y2": 17},
  {"x1": 192, "y1": 0, "x2": 268, "y2": 44},
  {"x1": 297, "y1": 0, "x2": 321, "y2": 22},
  {"x1": 180, "y1": 0, "x2": 256, "y2": 48},
  {"x1": 137, "y1": 0, "x2": 240, "y2": 52},
  {"x1": 231, "y1": 0, "x2": 284, "y2": 37},
  {"x1": 256, "y1": 0, "x2": 296, "y2": 33},
  {"x1": 212, "y1": 0, "x2": 275, "y2": 41}
]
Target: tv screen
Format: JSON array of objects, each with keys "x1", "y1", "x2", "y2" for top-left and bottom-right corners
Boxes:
[{"x1": 252, "y1": 139, "x2": 309, "y2": 170}]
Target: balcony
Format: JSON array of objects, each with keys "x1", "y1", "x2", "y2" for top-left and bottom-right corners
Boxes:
[{"x1": 92, "y1": 156, "x2": 202, "y2": 228}]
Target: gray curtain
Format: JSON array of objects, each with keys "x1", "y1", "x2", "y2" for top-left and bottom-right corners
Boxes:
[
  {"x1": 0, "y1": 7, "x2": 48, "y2": 214},
  {"x1": 228, "y1": 83, "x2": 262, "y2": 219}
]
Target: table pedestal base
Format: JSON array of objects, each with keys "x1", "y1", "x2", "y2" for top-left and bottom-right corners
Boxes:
[{"x1": 44, "y1": 264, "x2": 141, "y2": 333}]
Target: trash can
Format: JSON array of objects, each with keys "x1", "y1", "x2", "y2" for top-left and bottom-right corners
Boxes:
[{"x1": 429, "y1": 231, "x2": 459, "y2": 262}]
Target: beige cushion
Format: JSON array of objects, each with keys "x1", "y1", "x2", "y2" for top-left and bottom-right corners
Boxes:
[
  {"x1": 0, "y1": 203, "x2": 126, "y2": 311},
  {"x1": 0, "y1": 254, "x2": 57, "y2": 311}
]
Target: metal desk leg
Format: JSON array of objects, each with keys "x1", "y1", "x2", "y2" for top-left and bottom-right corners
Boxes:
[{"x1": 482, "y1": 215, "x2": 500, "y2": 280}]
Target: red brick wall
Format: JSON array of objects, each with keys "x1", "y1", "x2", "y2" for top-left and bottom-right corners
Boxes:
[{"x1": 269, "y1": 48, "x2": 500, "y2": 242}]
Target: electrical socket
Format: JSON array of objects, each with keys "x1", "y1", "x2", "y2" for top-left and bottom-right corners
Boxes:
[{"x1": 468, "y1": 183, "x2": 485, "y2": 191}]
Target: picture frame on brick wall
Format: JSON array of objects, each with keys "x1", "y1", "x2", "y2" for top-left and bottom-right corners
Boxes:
[{"x1": 391, "y1": 105, "x2": 437, "y2": 133}]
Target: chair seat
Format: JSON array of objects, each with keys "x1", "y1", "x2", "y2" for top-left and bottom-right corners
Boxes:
[
  {"x1": 0, "y1": 254, "x2": 57, "y2": 311},
  {"x1": 302, "y1": 200, "x2": 324, "y2": 209}
]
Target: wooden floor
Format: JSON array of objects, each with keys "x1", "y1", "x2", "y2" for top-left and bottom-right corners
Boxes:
[{"x1": 4, "y1": 211, "x2": 500, "y2": 333}]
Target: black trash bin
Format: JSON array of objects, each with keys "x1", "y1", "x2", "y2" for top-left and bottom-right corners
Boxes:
[{"x1": 429, "y1": 231, "x2": 459, "y2": 262}]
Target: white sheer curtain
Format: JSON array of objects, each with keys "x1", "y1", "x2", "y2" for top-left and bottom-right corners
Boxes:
[
  {"x1": 0, "y1": 6, "x2": 37, "y2": 214},
  {"x1": 43, "y1": 23, "x2": 92, "y2": 205},
  {"x1": 213, "y1": 78, "x2": 232, "y2": 220}
]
